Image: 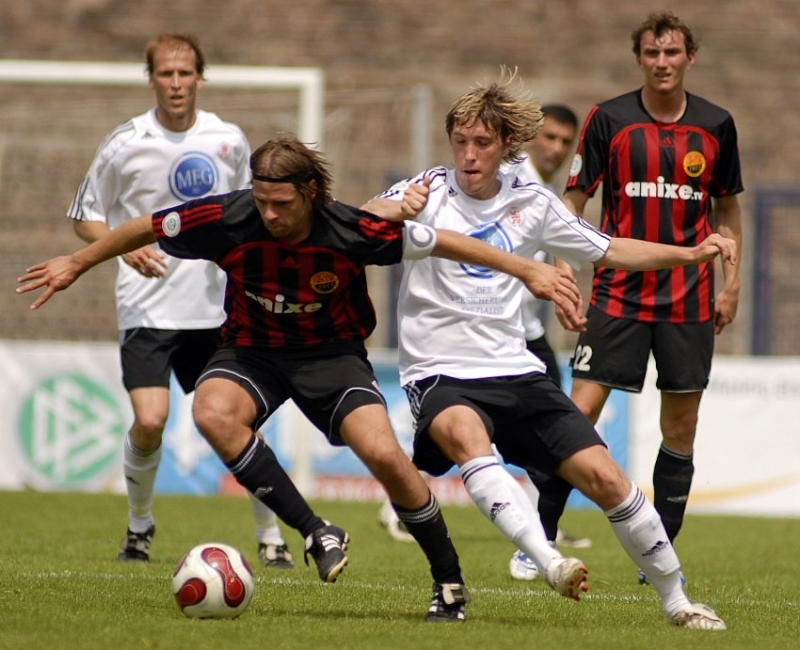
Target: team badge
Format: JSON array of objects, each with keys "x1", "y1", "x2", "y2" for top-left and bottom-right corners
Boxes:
[
  {"x1": 509, "y1": 208, "x2": 522, "y2": 225},
  {"x1": 310, "y1": 271, "x2": 339, "y2": 294},
  {"x1": 161, "y1": 211, "x2": 181, "y2": 237},
  {"x1": 683, "y1": 151, "x2": 706, "y2": 178},
  {"x1": 569, "y1": 153, "x2": 583, "y2": 177}
]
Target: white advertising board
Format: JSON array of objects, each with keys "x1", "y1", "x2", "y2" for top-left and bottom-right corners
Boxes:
[
  {"x1": 2, "y1": 342, "x2": 798, "y2": 517},
  {"x1": 629, "y1": 356, "x2": 800, "y2": 517}
]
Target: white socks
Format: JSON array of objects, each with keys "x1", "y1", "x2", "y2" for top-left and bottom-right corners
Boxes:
[
  {"x1": 249, "y1": 493, "x2": 285, "y2": 545},
  {"x1": 460, "y1": 456, "x2": 560, "y2": 573},
  {"x1": 605, "y1": 484, "x2": 690, "y2": 616},
  {"x1": 123, "y1": 432, "x2": 161, "y2": 533}
]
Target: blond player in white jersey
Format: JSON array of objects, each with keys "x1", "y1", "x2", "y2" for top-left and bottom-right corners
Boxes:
[
  {"x1": 362, "y1": 70, "x2": 733, "y2": 629},
  {"x1": 67, "y1": 33, "x2": 291, "y2": 568}
]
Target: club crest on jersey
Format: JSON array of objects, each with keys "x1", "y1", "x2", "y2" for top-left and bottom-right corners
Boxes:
[
  {"x1": 169, "y1": 151, "x2": 219, "y2": 201},
  {"x1": 310, "y1": 271, "x2": 339, "y2": 294},
  {"x1": 461, "y1": 222, "x2": 513, "y2": 279},
  {"x1": 161, "y1": 211, "x2": 181, "y2": 237},
  {"x1": 569, "y1": 153, "x2": 583, "y2": 177},
  {"x1": 217, "y1": 142, "x2": 233, "y2": 161},
  {"x1": 683, "y1": 151, "x2": 707, "y2": 178},
  {"x1": 509, "y1": 208, "x2": 522, "y2": 225}
]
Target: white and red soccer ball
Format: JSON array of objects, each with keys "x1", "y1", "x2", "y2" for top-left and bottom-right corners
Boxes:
[{"x1": 172, "y1": 543, "x2": 255, "y2": 619}]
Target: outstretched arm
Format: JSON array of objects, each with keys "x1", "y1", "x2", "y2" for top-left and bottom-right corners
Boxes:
[
  {"x1": 17, "y1": 214, "x2": 157, "y2": 309},
  {"x1": 432, "y1": 228, "x2": 585, "y2": 330},
  {"x1": 74, "y1": 219, "x2": 167, "y2": 279},
  {"x1": 600, "y1": 233, "x2": 737, "y2": 270}
]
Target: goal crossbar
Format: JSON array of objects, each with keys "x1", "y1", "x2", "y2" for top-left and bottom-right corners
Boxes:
[{"x1": 0, "y1": 59, "x2": 325, "y2": 146}]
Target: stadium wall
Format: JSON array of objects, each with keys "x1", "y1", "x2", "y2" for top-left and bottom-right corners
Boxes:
[
  {"x1": 3, "y1": 0, "x2": 800, "y2": 355},
  {"x1": 1, "y1": 341, "x2": 798, "y2": 518}
]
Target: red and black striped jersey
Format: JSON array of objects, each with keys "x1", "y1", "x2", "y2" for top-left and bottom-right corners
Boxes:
[
  {"x1": 152, "y1": 189, "x2": 405, "y2": 354},
  {"x1": 566, "y1": 89, "x2": 744, "y2": 322}
]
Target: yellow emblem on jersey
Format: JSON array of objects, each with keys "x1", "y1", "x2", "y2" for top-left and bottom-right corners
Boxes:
[
  {"x1": 310, "y1": 271, "x2": 339, "y2": 294},
  {"x1": 683, "y1": 151, "x2": 706, "y2": 178}
]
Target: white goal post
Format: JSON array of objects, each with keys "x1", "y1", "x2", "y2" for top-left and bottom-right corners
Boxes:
[{"x1": 0, "y1": 59, "x2": 324, "y2": 148}]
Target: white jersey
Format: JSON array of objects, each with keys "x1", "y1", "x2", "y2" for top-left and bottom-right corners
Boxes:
[
  {"x1": 381, "y1": 166, "x2": 611, "y2": 385},
  {"x1": 67, "y1": 108, "x2": 251, "y2": 330},
  {"x1": 502, "y1": 155, "x2": 551, "y2": 340}
]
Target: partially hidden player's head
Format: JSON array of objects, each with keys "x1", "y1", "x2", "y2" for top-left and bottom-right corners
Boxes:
[
  {"x1": 445, "y1": 66, "x2": 543, "y2": 201},
  {"x1": 145, "y1": 33, "x2": 206, "y2": 131},
  {"x1": 526, "y1": 104, "x2": 579, "y2": 184},
  {"x1": 249, "y1": 136, "x2": 334, "y2": 243}
]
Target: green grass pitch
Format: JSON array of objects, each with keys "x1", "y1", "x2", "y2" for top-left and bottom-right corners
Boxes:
[{"x1": 1, "y1": 490, "x2": 798, "y2": 649}]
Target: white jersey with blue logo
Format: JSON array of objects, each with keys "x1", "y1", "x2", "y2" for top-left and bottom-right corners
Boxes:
[
  {"x1": 67, "y1": 108, "x2": 251, "y2": 330},
  {"x1": 380, "y1": 166, "x2": 610, "y2": 385}
]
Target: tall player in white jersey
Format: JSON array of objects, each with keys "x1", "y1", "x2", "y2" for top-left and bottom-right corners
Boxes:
[
  {"x1": 67, "y1": 33, "x2": 291, "y2": 568},
  {"x1": 363, "y1": 69, "x2": 734, "y2": 629}
]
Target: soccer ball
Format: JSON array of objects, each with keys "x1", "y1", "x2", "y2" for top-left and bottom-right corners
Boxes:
[{"x1": 172, "y1": 542, "x2": 255, "y2": 619}]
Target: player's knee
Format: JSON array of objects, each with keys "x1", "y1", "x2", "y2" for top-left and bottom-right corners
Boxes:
[
  {"x1": 131, "y1": 413, "x2": 167, "y2": 441},
  {"x1": 565, "y1": 450, "x2": 630, "y2": 509},
  {"x1": 192, "y1": 394, "x2": 236, "y2": 439},
  {"x1": 661, "y1": 414, "x2": 698, "y2": 445}
]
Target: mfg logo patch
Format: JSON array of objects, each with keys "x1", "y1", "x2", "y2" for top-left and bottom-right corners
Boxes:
[{"x1": 169, "y1": 152, "x2": 218, "y2": 200}]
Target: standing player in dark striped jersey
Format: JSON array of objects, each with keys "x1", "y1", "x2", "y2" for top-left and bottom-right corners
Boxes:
[
  {"x1": 557, "y1": 11, "x2": 744, "y2": 585},
  {"x1": 18, "y1": 135, "x2": 586, "y2": 623}
]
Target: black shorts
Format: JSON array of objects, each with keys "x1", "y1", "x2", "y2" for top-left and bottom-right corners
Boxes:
[
  {"x1": 526, "y1": 335, "x2": 562, "y2": 388},
  {"x1": 198, "y1": 347, "x2": 386, "y2": 444},
  {"x1": 569, "y1": 307, "x2": 714, "y2": 393},
  {"x1": 404, "y1": 372, "x2": 604, "y2": 477},
  {"x1": 119, "y1": 327, "x2": 221, "y2": 393}
]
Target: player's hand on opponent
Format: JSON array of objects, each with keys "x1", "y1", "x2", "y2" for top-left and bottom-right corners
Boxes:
[
  {"x1": 693, "y1": 233, "x2": 737, "y2": 265},
  {"x1": 16, "y1": 255, "x2": 83, "y2": 309},
  {"x1": 122, "y1": 245, "x2": 167, "y2": 278},
  {"x1": 400, "y1": 176, "x2": 431, "y2": 219},
  {"x1": 554, "y1": 294, "x2": 587, "y2": 332},
  {"x1": 520, "y1": 260, "x2": 586, "y2": 331}
]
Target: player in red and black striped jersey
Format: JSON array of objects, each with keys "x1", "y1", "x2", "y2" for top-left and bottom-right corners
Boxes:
[
  {"x1": 569, "y1": 89, "x2": 741, "y2": 323},
  {"x1": 18, "y1": 135, "x2": 584, "y2": 621},
  {"x1": 556, "y1": 12, "x2": 744, "y2": 583},
  {"x1": 152, "y1": 190, "x2": 400, "y2": 352}
]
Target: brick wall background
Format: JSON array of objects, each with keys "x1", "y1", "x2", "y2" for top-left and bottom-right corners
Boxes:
[{"x1": 1, "y1": 0, "x2": 797, "y2": 353}]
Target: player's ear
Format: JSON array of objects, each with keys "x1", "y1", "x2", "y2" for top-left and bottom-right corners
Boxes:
[
  {"x1": 502, "y1": 135, "x2": 513, "y2": 158},
  {"x1": 306, "y1": 179, "x2": 319, "y2": 202}
]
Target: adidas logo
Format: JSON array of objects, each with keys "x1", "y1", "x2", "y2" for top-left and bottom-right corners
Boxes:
[
  {"x1": 253, "y1": 486, "x2": 273, "y2": 499},
  {"x1": 660, "y1": 135, "x2": 674, "y2": 147},
  {"x1": 642, "y1": 540, "x2": 670, "y2": 557},
  {"x1": 317, "y1": 533, "x2": 343, "y2": 552},
  {"x1": 490, "y1": 501, "x2": 510, "y2": 522},
  {"x1": 666, "y1": 495, "x2": 689, "y2": 503}
]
